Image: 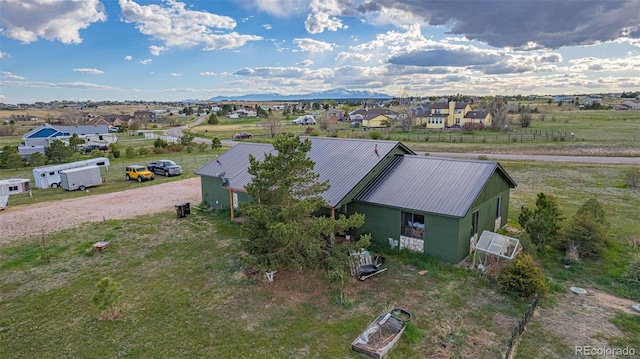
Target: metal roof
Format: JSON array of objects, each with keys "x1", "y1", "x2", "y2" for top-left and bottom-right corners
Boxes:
[
  {"x1": 196, "y1": 137, "x2": 414, "y2": 207},
  {"x1": 194, "y1": 143, "x2": 274, "y2": 188},
  {"x1": 22, "y1": 123, "x2": 110, "y2": 139},
  {"x1": 355, "y1": 155, "x2": 516, "y2": 217}
]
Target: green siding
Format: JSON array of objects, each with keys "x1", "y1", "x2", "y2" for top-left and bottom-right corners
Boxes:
[
  {"x1": 350, "y1": 202, "x2": 463, "y2": 264},
  {"x1": 201, "y1": 175, "x2": 252, "y2": 209},
  {"x1": 201, "y1": 176, "x2": 228, "y2": 210},
  {"x1": 424, "y1": 215, "x2": 460, "y2": 263}
]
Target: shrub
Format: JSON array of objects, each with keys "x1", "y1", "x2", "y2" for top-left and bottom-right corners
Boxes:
[
  {"x1": 186, "y1": 146, "x2": 193, "y2": 153},
  {"x1": 153, "y1": 138, "x2": 168, "y2": 148},
  {"x1": 138, "y1": 147, "x2": 149, "y2": 156},
  {"x1": 90, "y1": 149, "x2": 103, "y2": 158},
  {"x1": 625, "y1": 167, "x2": 640, "y2": 188},
  {"x1": 166, "y1": 143, "x2": 184, "y2": 152},
  {"x1": 477, "y1": 154, "x2": 489, "y2": 161},
  {"x1": 369, "y1": 130, "x2": 381, "y2": 139},
  {"x1": 125, "y1": 146, "x2": 135, "y2": 159},
  {"x1": 198, "y1": 143, "x2": 208, "y2": 152},
  {"x1": 304, "y1": 126, "x2": 315, "y2": 135},
  {"x1": 462, "y1": 122, "x2": 484, "y2": 133},
  {"x1": 153, "y1": 147, "x2": 165, "y2": 155},
  {"x1": 497, "y1": 253, "x2": 548, "y2": 297}
]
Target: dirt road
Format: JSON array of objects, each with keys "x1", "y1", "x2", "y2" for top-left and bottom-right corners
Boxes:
[{"x1": 0, "y1": 177, "x2": 201, "y2": 244}]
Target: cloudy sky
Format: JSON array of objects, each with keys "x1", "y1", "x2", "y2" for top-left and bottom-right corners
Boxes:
[{"x1": 1, "y1": 0, "x2": 639, "y2": 103}]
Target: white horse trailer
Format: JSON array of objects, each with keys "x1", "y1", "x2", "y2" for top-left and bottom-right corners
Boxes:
[
  {"x1": 0, "y1": 178, "x2": 31, "y2": 209},
  {"x1": 32, "y1": 157, "x2": 110, "y2": 189}
]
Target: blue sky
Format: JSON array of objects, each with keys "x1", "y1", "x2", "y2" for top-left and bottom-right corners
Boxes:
[{"x1": 1, "y1": 0, "x2": 639, "y2": 104}]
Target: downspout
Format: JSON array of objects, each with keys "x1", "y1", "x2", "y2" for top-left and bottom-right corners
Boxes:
[{"x1": 229, "y1": 188, "x2": 234, "y2": 220}]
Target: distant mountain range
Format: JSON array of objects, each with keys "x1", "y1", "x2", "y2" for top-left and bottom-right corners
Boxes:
[{"x1": 184, "y1": 88, "x2": 394, "y2": 102}]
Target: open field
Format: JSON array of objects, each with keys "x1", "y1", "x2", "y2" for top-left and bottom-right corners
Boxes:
[
  {"x1": 0, "y1": 210, "x2": 532, "y2": 359},
  {"x1": 1, "y1": 159, "x2": 639, "y2": 358}
]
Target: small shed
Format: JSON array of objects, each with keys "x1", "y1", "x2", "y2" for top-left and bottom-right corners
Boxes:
[{"x1": 472, "y1": 230, "x2": 521, "y2": 271}]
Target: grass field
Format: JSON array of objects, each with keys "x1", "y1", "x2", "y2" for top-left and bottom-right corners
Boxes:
[
  {"x1": 0, "y1": 210, "x2": 531, "y2": 359},
  {"x1": 1, "y1": 158, "x2": 639, "y2": 358}
]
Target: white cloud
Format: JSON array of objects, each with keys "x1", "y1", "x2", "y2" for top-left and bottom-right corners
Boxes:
[
  {"x1": 0, "y1": 52, "x2": 6, "y2": 59},
  {"x1": 0, "y1": 0, "x2": 106, "y2": 44},
  {"x1": 124, "y1": 55, "x2": 133, "y2": 61},
  {"x1": 119, "y1": 0, "x2": 262, "y2": 51},
  {"x1": 2, "y1": 71, "x2": 25, "y2": 80},
  {"x1": 305, "y1": 0, "x2": 349, "y2": 34},
  {"x1": 297, "y1": 59, "x2": 314, "y2": 67},
  {"x1": 170, "y1": 73, "x2": 182, "y2": 77},
  {"x1": 262, "y1": 24, "x2": 272, "y2": 30},
  {"x1": 149, "y1": 45, "x2": 168, "y2": 56},
  {"x1": 140, "y1": 59, "x2": 152, "y2": 65},
  {"x1": 73, "y1": 68, "x2": 104, "y2": 75},
  {"x1": 293, "y1": 38, "x2": 335, "y2": 52},
  {"x1": 200, "y1": 72, "x2": 217, "y2": 76},
  {"x1": 335, "y1": 52, "x2": 372, "y2": 63},
  {"x1": 252, "y1": 0, "x2": 309, "y2": 17}
]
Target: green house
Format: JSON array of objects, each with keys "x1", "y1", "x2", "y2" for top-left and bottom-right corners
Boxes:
[{"x1": 195, "y1": 137, "x2": 516, "y2": 264}]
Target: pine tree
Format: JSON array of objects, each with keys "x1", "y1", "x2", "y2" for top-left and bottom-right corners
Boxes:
[{"x1": 240, "y1": 134, "x2": 368, "y2": 275}]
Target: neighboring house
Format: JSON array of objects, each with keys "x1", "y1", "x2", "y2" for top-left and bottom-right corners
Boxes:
[
  {"x1": 195, "y1": 137, "x2": 516, "y2": 264},
  {"x1": 427, "y1": 101, "x2": 476, "y2": 128},
  {"x1": 580, "y1": 96, "x2": 602, "y2": 106},
  {"x1": 349, "y1": 108, "x2": 400, "y2": 121},
  {"x1": 86, "y1": 114, "x2": 135, "y2": 128},
  {"x1": 326, "y1": 108, "x2": 343, "y2": 123},
  {"x1": 133, "y1": 110, "x2": 157, "y2": 124},
  {"x1": 228, "y1": 109, "x2": 257, "y2": 118},
  {"x1": 19, "y1": 124, "x2": 115, "y2": 157},
  {"x1": 464, "y1": 110, "x2": 493, "y2": 127},
  {"x1": 363, "y1": 114, "x2": 391, "y2": 128},
  {"x1": 621, "y1": 100, "x2": 640, "y2": 110}
]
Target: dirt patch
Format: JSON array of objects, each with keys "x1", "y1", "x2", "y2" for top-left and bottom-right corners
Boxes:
[
  {"x1": 0, "y1": 177, "x2": 202, "y2": 244},
  {"x1": 534, "y1": 286, "x2": 639, "y2": 357}
]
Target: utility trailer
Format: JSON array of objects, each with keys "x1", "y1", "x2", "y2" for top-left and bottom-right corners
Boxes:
[
  {"x1": 60, "y1": 166, "x2": 103, "y2": 191},
  {"x1": 32, "y1": 157, "x2": 109, "y2": 189}
]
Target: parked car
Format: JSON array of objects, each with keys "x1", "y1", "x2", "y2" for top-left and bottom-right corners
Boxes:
[
  {"x1": 125, "y1": 165, "x2": 155, "y2": 182},
  {"x1": 82, "y1": 144, "x2": 109, "y2": 154},
  {"x1": 147, "y1": 160, "x2": 182, "y2": 177},
  {"x1": 350, "y1": 122, "x2": 360, "y2": 128},
  {"x1": 234, "y1": 132, "x2": 252, "y2": 139}
]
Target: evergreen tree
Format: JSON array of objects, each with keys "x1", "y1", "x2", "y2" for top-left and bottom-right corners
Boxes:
[
  {"x1": 45, "y1": 139, "x2": 74, "y2": 163},
  {"x1": 518, "y1": 193, "x2": 563, "y2": 248},
  {"x1": 28, "y1": 151, "x2": 46, "y2": 167},
  {"x1": 240, "y1": 134, "x2": 369, "y2": 275},
  {"x1": 0, "y1": 145, "x2": 24, "y2": 169}
]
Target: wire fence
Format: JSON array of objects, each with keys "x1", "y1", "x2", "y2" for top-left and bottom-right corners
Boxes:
[
  {"x1": 504, "y1": 294, "x2": 539, "y2": 359},
  {"x1": 341, "y1": 129, "x2": 577, "y2": 143}
]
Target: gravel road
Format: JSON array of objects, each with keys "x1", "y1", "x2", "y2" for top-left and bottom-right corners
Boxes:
[{"x1": 0, "y1": 177, "x2": 202, "y2": 244}]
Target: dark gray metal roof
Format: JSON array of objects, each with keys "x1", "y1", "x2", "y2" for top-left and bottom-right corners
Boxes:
[
  {"x1": 355, "y1": 155, "x2": 516, "y2": 217},
  {"x1": 195, "y1": 137, "x2": 414, "y2": 207},
  {"x1": 194, "y1": 143, "x2": 274, "y2": 189}
]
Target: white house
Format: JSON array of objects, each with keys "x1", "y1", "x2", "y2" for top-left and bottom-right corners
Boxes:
[{"x1": 622, "y1": 100, "x2": 640, "y2": 110}]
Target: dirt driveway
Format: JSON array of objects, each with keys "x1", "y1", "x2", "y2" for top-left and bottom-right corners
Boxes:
[{"x1": 0, "y1": 177, "x2": 201, "y2": 244}]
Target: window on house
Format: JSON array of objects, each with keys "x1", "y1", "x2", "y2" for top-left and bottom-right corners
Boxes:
[
  {"x1": 9, "y1": 186, "x2": 18, "y2": 191},
  {"x1": 496, "y1": 197, "x2": 502, "y2": 219},
  {"x1": 49, "y1": 172, "x2": 54, "y2": 176},
  {"x1": 401, "y1": 211, "x2": 425, "y2": 238}
]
